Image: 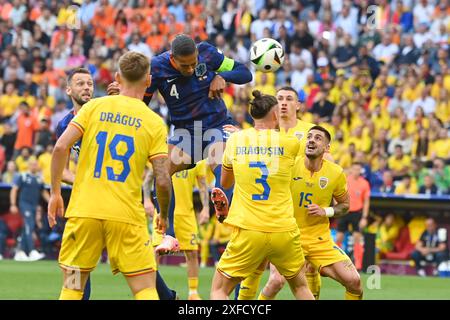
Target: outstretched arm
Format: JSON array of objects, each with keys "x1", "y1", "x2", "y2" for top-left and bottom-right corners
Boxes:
[{"x1": 217, "y1": 60, "x2": 253, "y2": 85}]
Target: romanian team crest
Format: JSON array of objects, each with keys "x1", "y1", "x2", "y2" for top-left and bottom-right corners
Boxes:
[
  {"x1": 195, "y1": 63, "x2": 207, "y2": 78},
  {"x1": 319, "y1": 177, "x2": 328, "y2": 189},
  {"x1": 295, "y1": 132, "x2": 304, "y2": 141}
]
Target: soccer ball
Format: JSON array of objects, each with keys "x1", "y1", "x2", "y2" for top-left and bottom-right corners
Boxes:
[{"x1": 250, "y1": 38, "x2": 285, "y2": 73}]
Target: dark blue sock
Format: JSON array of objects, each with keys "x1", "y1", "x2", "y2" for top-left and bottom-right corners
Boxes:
[
  {"x1": 156, "y1": 270, "x2": 177, "y2": 300},
  {"x1": 213, "y1": 165, "x2": 233, "y2": 203},
  {"x1": 82, "y1": 275, "x2": 91, "y2": 300},
  {"x1": 234, "y1": 283, "x2": 241, "y2": 300}
]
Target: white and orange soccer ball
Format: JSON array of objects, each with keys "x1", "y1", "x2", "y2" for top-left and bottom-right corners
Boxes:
[{"x1": 250, "y1": 38, "x2": 285, "y2": 73}]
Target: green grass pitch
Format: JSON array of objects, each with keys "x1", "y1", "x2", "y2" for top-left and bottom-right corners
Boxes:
[{"x1": 1, "y1": 260, "x2": 449, "y2": 300}]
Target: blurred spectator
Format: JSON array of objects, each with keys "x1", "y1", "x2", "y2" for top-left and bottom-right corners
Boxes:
[
  {"x1": 291, "y1": 59, "x2": 312, "y2": 93},
  {"x1": 430, "y1": 158, "x2": 450, "y2": 194},
  {"x1": 376, "y1": 213, "x2": 403, "y2": 256},
  {"x1": 396, "y1": 34, "x2": 421, "y2": 66},
  {"x1": 0, "y1": 123, "x2": 16, "y2": 162},
  {"x1": 412, "y1": 129, "x2": 430, "y2": 162},
  {"x1": 331, "y1": 33, "x2": 357, "y2": 71},
  {"x1": 413, "y1": 0, "x2": 435, "y2": 28},
  {"x1": 372, "y1": 33, "x2": 399, "y2": 66},
  {"x1": 78, "y1": 0, "x2": 97, "y2": 26},
  {"x1": 13, "y1": 102, "x2": 39, "y2": 154},
  {"x1": 411, "y1": 217, "x2": 448, "y2": 276},
  {"x1": 169, "y1": 0, "x2": 186, "y2": 24},
  {"x1": 10, "y1": 159, "x2": 49, "y2": 262},
  {"x1": 311, "y1": 87, "x2": 335, "y2": 122},
  {"x1": 388, "y1": 145, "x2": 411, "y2": 179},
  {"x1": 250, "y1": 8, "x2": 272, "y2": 41},
  {"x1": 378, "y1": 170, "x2": 396, "y2": 194},
  {"x1": 37, "y1": 144, "x2": 52, "y2": 186},
  {"x1": 430, "y1": 127, "x2": 450, "y2": 161},
  {"x1": 50, "y1": 100, "x2": 67, "y2": 134},
  {"x1": 1, "y1": 84, "x2": 22, "y2": 118},
  {"x1": 1, "y1": 160, "x2": 17, "y2": 183},
  {"x1": 370, "y1": 155, "x2": 389, "y2": 191},
  {"x1": 409, "y1": 87, "x2": 436, "y2": 119},
  {"x1": 15, "y1": 147, "x2": 36, "y2": 173},
  {"x1": 9, "y1": 0, "x2": 26, "y2": 27},
  {"x1": 388, "y1": 128, "x2": 413, "y2": 155},
  {"x1": 419, "y1": 174, "x2": 439, "y2": 195},
  {"x1": 36, "y1": 6, "x2": 57, "y2": 37},
  {"x1": 34, "y1": 118, "x2": 53, "y2": 155},
  {"x1": 335, "y1": 3, "x2": 358, "y2": 41},
  {"x1": 395, "y1": 174, "x2": 419, "y2": 195},
  {"x1": 128, "y1": 32, "x2": 153, "y2": 57}
]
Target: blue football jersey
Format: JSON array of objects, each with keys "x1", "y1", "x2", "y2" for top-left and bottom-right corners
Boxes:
[
  {"x1": 145, "y1": 42, "x2": 229, "y2": 130},
  {"x1": 55, "y1": 110, "x2": 82, "y2": 155}
]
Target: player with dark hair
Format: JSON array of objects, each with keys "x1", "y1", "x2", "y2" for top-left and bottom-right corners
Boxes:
[
  {"x1": 109, "y1": 33, "x2": 252, "y2": 191},
  {"x1": 108, "y1": 34, "x2": 252, "y2": 258}
]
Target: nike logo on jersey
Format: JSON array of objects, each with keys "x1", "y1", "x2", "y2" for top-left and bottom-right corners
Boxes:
[
  {"x1": 167, "y1": 78, "x2": 177, "y2": 83},
  {"x1": 293, "y1": 177, "x2": 303, "y2": 181}
]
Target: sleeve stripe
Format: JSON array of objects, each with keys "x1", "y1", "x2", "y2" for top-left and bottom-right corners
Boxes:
[
  {"x1": 334, "y1": 191, "x2": 349, "y2": 202},
  {"x1": 222, "y1": 164, "x2": 233, "y2": 171},
  {"x1": 148, "y1": 153, "x2": 168, "y2": 161},
  {"x1": 69, "y1": 121, "x2": 84, "y2": 134},
  {"x1": 144, "y1": 92, "x2": 153, "y2": 97},
  {"x1": 217, "y1": 56, "x2": 235, "y2": 72}
]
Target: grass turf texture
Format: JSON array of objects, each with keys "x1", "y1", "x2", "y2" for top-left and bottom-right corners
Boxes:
[{"x1": 0, "y1": 260, "x2": 449, "y2": 300}]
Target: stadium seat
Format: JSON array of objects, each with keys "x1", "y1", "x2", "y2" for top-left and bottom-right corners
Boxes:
[
  {"x1": 383, "y1": 226, "x2": 415, "y2": 260},
  {"x1": 3, "y1": 213, "x2": 24, "y2": 251}
]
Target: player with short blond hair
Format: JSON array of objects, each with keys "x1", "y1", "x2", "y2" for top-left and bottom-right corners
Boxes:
[{"x1": 48, "y1": 51, "x2": 171, "y2": 300}]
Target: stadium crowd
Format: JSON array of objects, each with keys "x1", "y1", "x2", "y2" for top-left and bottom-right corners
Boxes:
[{"x1": 0, "y1": 0, "x2": 449, "y2": 265}]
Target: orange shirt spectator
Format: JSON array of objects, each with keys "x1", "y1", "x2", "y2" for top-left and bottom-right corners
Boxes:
[
  {"x1": 42, "y1": 59, "x2": 66, "y2": 89},
  {"x1": 146, "y1": 31, "x2": 165, "y2": 53},
  {"x1": 29, "y1": 5, "x2": 42, "y2": 21},
  {"x1": 188, "y1": 1, "x2": 204, "y2": 17},
  {"x1": 50, "y1": 26, "x2": 74, "y2": 51},
  {"x1": 14, "y1": 104, "x2": 39, "y2": 150},
  {"x1": 0, "y1": 1, "x2": 13, "y2": 21},
  {"x1": 347, "y1": 171, "x2": 371, "y2": 212},
  {"x1": 92, "y1": 6, "x2": 115, "y2": 40},
  {"x1": 148, "y1": 2, "x2": 168, "y2": 18}
]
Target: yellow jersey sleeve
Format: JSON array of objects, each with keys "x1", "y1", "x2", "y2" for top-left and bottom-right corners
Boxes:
[
  {"x1": 148, "y1": 116, "x2": 168, "y2": 160},
  {"x1": 333, "y1": 170, "x2": 348, "y2": 199},
  {"x1": 222, "y1": 133, "x2": 235, "y2": 171}
]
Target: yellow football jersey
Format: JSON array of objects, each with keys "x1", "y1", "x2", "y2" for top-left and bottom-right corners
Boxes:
[
  {"x1": 172, "y1": 160, "x2": 206, "y2": 216},
  {"x1": 291, "y1": 157, "x2": 348, "y2": 239},
  {"x1": 282, "y1": 119, "x2": 315, "y2": 155},
  {"x1": 223, "y1": 128, "x2": 300, "y2": 232},
  {"x1": 66, "y1": 95, "x2": 168, "y2": 226}
]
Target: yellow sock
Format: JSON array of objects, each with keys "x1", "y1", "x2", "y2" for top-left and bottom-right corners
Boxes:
[
  {"x1": 200, "y1": 241, "x2": 210, "y2": 266},
  {"x1": 59, "y1": 287, "x2": 84, "y2": 300},
  {"x1": 258, "y1": 291, "x2": 275, "y2": 300},
  {"x1": 135, "y1": 288, "x2": 159, "y2": 300},
  {"x1": 306, "y1": 271, "x2": 321, "y2": 300},
  {"x1": 345, "y1": 291, "x2": 363, "y2": 300},
  {"x1": 188, "y1": 277, "x2": 199, "y2": 295},
  {"x1": 238, "y1": 270, "x2": 263, "y2": 300}
]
